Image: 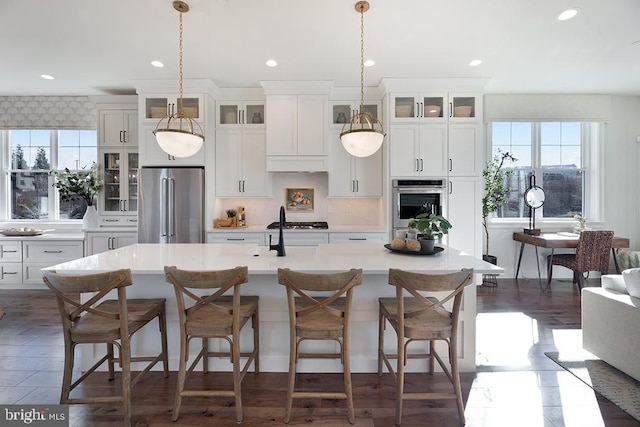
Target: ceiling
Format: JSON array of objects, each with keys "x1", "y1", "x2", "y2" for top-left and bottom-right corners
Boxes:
[{"x1": 2, "y1": 0, "x2": 640, "y2": 97}]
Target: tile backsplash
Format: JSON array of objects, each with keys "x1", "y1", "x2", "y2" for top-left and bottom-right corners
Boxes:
[{"x1": 213, "y1": 172, "x2": 384, "y2": 227}]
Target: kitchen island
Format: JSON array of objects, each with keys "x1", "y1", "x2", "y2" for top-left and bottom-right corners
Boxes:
[{"x1": 44, "y1": 243, "x2": 503, "y2": 373}]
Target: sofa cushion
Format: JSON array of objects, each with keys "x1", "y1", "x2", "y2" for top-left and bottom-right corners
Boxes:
[
  {"x1": 601, "y1": 275, "x2": 628, "y2": 294},
  {"x1": 622, "y1": 268, "x2": 640, "y2": 298}
]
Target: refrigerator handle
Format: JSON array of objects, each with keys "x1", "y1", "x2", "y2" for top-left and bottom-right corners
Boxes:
[
  {"x1": 168, "y1": 177, "x2": 176, "y2": 240},
  {"x1": 161, "y1": 177, "x2": 169, "y2": 239}
]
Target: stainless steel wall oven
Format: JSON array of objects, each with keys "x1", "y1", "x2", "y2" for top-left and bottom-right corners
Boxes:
[{"x1": 392, "y1": 179, "x2": 447, "y2": 232}]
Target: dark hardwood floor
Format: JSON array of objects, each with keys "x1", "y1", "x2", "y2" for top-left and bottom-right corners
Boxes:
[{"x1": 0, "y1": 278, "x2": 638, "y2": 426}]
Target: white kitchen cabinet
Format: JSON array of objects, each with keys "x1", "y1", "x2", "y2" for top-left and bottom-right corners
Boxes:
[
  {"x1": 141, "y1": 94, "x2": 203, "y2": 122},
  {"x1": 85, "y1": 231, "x2": 137, "y2": 255},
  {"x1": 446, "y1": 177, "x2": 481, "y2": 258},
  {"x1": 328, "y1": 232, "x2": 386, "y2": 244},
  {"x1": 329, "y1": 101, "x2": 380, "y2": 128},
  {"x1": 217, "y1": 101, "x2": 265, "y2": 128},
  {"x1": 266, "y1": 232, "x2": 329, "y2": 246},
  {"x1": 328, "y1": 129, "x2": 382, "y2": 197},
  {"x1": 99, "y1": 148, "x2": 138, "y2": 224},
  {"x1": 0, "y1": 241, "x2": 22, "y2": 285},
  {"x1": 391, "y1": 92, "x2": 481, "y2": 123},
  {"x1": 98, "y1": 109, "x2": 138, "y2": 147},
  {"x1": 207, "y1": 232, "x2": 265, "y2": 245},
  {"x1": 22, "y1": 240, "x2": 84, "y2": 285},
  {"x1": 390, "y1": 124, "x2": 448, "y2": 177},
  {"x1": 215, "y1": 128, "x2": 270, "y2": 197},
  {"x1": 448, "y1": 124, "x2": 482, "y2": 177},
  {"x1": 139, "y1": 125, "x2": 206, "y2": 167},
  {"x1": 266, "y1": 95, "x2": 328, "y2": 171}
]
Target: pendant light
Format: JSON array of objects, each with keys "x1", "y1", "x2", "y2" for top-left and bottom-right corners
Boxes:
[
  {"x1": 154, "y1": 1, "x2": 204, "y2": 158},
  {"x1": 340, "y1": 1, "x2": 385, "y2": 158}
]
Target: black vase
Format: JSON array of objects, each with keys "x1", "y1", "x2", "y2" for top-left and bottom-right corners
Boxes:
[{"x1": 483, "y1": 255, "x2": 497, "y2": 265}]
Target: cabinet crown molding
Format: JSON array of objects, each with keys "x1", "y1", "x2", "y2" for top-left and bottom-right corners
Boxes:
[
  {"x1": 260, "y1": 81, "x2": 333, "y2": 95},
  {"x1": 131, "y1": 78, "x2": 219, "y2": 96}
]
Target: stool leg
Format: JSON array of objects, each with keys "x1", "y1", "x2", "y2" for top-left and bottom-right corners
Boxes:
[
  {"x1": 60, "y1": 341, "x2": 75, "y2": 403},
  {"x1": 107, "y1": 343, "x2": 115, "y2": 380},
  {"x1": 120, "y1": 338, "x2": 132, "y2": 427},
  {"x1": 253, "y1": 307, "x2": 260, "y2": 373},
  {"x1": 449, "y1": 339, "x2": 465, "y2": 424},
  {"x1": 158, "y1": 305, "x2": 169, "y2": 378},
  {"x1": 232, "y1": 335, "x2": 243, "y2": 423},
  {"x1": 343, "y1": 336, "x2": 355, "y2": 424},
  {"x1": 172, "y1": 330, "x2": 188, "y2": 422},
  {"x1": 377, "y1": 308, "x2": 385, "y2": 376},
  {"x1": 284, "y1": 337, "x2": 297, "y2": 423},
  {"x1": 395, "y1": 335, "x2": 405, "y2": 426}
]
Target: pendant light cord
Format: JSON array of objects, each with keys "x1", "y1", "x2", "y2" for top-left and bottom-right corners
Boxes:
[
  {"x1": 359, "y1": 4, "x2": 365, "y2": 113},
  {"x1": 178, "y1": 9, "x2": 184, "y2": 115}
]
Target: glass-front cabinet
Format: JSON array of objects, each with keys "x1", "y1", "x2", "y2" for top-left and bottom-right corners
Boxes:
[
  {"x1": 99, "y1": 148, "x2": 138, "y2": 224},
  {"x1": 330, "y1": 101, "x2": 380, "y2": 127},
  {"x1": 142, "y1": 95, "x2": 203, "y2": 121},
  {"x1": 217, "y1": 101, "x2": 265, "y2": 127},
  {"x1": 391, "y1": 93, "x2": 480, "y2": 122}
]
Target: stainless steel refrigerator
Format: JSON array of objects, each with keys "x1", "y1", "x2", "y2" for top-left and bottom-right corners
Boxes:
[{"x1": 138, "y1": 167, "x2": 204, "y2": 243}]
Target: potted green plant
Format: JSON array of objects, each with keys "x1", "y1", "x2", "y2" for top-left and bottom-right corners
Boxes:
[
  {"x1": 482, "y1": 150, "x2": 516, "y2": 264},
  {"x1": 51, "y1": 163, "x2": 103, "y2": 226},
  {"x1": 408, "y1": 213, "x2": 452, "y2": 252}
]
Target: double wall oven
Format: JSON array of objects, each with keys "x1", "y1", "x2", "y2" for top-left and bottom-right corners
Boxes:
[{"x1": 392, "y1": 179, "x2": 447, "y2": 235}]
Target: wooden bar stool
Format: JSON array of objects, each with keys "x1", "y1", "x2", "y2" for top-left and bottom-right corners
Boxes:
[
  {"x1": 42, "y1": 268, "x2": 169, "y2": 427},
  {"x1": 277, "y1": 268, "x2": 362, "y2": 424},
  {"x1": 378, "y1": 268, "x2": 474, "y2": 425},
  {"x1": 164, "y1": 265, "x2": 259, "y2": 423}
]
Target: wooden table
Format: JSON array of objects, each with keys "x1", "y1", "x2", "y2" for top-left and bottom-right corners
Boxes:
[{"x1": 513, "y1": 232, "x2": 630, "y2": 289}]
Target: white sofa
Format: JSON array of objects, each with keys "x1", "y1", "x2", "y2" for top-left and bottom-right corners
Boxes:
[{"x1": 582, "y1": 273, "x2": 640, "y2": 382}]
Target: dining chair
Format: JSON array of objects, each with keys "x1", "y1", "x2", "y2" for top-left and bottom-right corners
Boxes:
[
  {"x1": 378, "y1": 268, "x2": 474, "y2": 425},
  {"x1": 277, "y1": 267, "x2": 362, "y2": 424},
  {"x1": 546, "y1": 230, "x2": 614, "y2": 289},
  {"x1": 164, "y1": 265, "x2": 259, "y2": 423},
  {"x1": 42, "y1": 268, "x2": 169, "y2": 427}
]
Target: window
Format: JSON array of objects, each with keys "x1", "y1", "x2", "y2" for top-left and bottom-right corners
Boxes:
[
  {"x1": 489, "y1": 122, "x2": 600, "y2": 221},
  {"x1": 6, "y1": 129, "x2": 97, "y2": 220}
]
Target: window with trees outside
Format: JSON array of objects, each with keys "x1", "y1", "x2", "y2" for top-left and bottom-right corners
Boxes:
[
  {"x1": 7, "y1": 129, "x2": 97, "y2": 220},
  {"x1": 488, "y1": 122, "x2": 601, "y2": 221}
]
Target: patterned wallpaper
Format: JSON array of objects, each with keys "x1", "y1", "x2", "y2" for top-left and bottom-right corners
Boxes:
[{"x1": 0, "y1": 96, "x2": 96, "y2": 129}]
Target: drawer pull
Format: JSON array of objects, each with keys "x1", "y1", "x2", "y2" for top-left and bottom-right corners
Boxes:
[
  {"x1": 226, "y1": 238, "x2": 245, "y2": 241},
  {"x1": 348, "y1": 238, "x2": 367, "y2": 241},
  {"x1": 2, "y1": 271, "x2": 18, "y2": 275},
  {"x1": 2, "y1": 250, "x2": 18, "y2": 253},
  {"x1": 44, "y1": 250, "x2": 63, "y2": 254}
]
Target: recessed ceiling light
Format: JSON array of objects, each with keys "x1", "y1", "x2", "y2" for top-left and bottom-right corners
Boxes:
[
  {"x1": 266, "y1": 59, "x2": 278, "y2": 67},
  {"x1": 150, "y1": 60, "x2": 164, "y2": 68},
  {"x1": 557, "y1": 9, "x2": 578, "y2": 21},
  {"x1": 468, "y1": 59, "x2": 482, "y2": 67},
  {"x1": 364, "y1": 59, "x2": 375, "y2": 67},
  {"x1": 40, "y1": 74, "x2": 55, "y2": 80}
]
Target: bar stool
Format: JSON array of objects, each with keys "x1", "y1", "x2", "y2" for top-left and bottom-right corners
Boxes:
[
  {"x1": 378, "y1": 268, "x2": 474, "y2": 425},
  {"x1": 164, "y1": 265, "x2": 259, "y2": 423},
  {"x1": 42, "y1": 268, "x2": 169, "y2": 427},
  {"x1": 277, "y1": 268, "x2": 362, "y2": 424}
]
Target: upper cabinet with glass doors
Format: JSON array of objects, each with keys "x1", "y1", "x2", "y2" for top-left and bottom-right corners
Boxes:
[
  {"x1": 141, "y1": 95, "x2": 203, "y2": 122},
  {"x1": 99, "y1": 149, "x2": 138, "y2": 225},
  {"x1": 217, "y1": 101, "x2": 265, "y2": 128},
  {"x1": 390, "y1": 93, "x2": 481, "y2": 123},
  {"x1": 329, "y1": 101, "x2": 381, "y2": 128}
]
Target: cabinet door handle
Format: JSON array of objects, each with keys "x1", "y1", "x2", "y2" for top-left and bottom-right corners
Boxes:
[
  {"x1": 449, "y1": 102, "x2": 453, "y2": 118},
  {"x1": 449, "y1": 180, "x2": 453, "y2": 195},
  {"x1": 449, "y1": 158, "x2": 453, "y2": 172},
  {"x1": 242, "y1": 180, "x2": 246, "y2": 192},
  {"x1": 44, "y1": 250, "x2": 63, "y2": 254},
  {"x1": 415, "y1": 159, "x2": 420, "y2": 172},
  {"x1": 356, "y1": 180, "x2": 359, "y2": 192},
  {"x1": 123, "y1": 130, "x2": 127, "y2": 144}
]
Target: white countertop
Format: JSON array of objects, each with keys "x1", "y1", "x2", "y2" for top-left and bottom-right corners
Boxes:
[
  {"x1": 0, "y1": 232, "x2": 84, "y2": 241},
  {"x1": 45, "y1": 243, "x2": 504, "y2": 275},
  {"x1": 208, "y1": 225, "x2": 387, "y2": 233}
]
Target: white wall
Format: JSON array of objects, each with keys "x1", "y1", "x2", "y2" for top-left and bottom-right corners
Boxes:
[
  {"x1": 212, "y1": 172, "x2": 384, "y2": 228},
  {"x1": 485, "y1": 95, "x2": 640, "y2": 278}
]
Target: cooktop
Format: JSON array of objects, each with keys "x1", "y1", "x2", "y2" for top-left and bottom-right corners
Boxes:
[{"x1": 266, "y1": 221, "x2": 329, "y2": 230}]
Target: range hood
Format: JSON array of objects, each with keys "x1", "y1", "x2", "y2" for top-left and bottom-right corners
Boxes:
[{"x1": 267, "y1": 155, "x2": 328, "y2": 172}]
